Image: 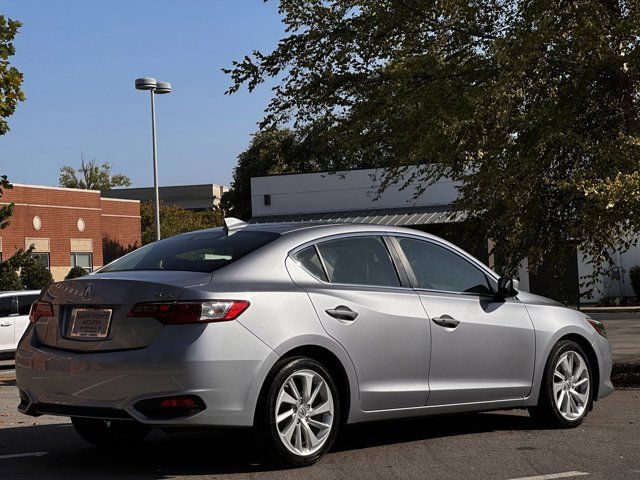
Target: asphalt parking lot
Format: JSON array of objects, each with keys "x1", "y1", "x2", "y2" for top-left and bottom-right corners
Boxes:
[
  {"x1": 0, "y1": 313, "x2": 638, "y2": 480},
  {"x1": 0, "y1": 380, "x2": 638, "y2": 480}
]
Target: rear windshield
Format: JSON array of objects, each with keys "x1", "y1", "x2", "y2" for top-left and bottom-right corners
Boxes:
[{"x1": 100, "y1": 230, "x2": 280, "y2": 273}]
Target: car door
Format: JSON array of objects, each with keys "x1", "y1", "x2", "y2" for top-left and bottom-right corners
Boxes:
[
  {"x1": 290, "y1": 235, "x2": 431, "y2": 411},
  {"x1": 0, "y1": 296, "x2": 16, "y2": 352},
  {"x1": 15, "y1": 294, "x2": 38, "y2": 348},
  {"x1": 391, "y1": 235, "x2": 535, "y2": 406}
]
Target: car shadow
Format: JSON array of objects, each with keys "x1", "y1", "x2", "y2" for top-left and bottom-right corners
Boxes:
[{"x1": 0, "y1": 410, "x2": 549, "y2": 478}]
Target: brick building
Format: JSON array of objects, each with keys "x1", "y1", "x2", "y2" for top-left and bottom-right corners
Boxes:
[{"x1": 0, "y1": 184, "x2": 141, "y2": 281}]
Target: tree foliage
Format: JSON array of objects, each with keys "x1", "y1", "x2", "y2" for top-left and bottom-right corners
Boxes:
[
  {"x1": 65, "y1": 266, "x2": 88, "y2": 280},
  {"x1": 0, "y1": 247, "x2": 52, "y2": 291},
  {"x1": 226, "y1": 0, "x2": 640, "y2": 293},
  {"x1": 0, "y1": 15, "x2": 24, "y2": 137},
  {"x1": 140, "y1": 201, "x2": 225, "y2": 245},
  {"x1": 221, "y1": 127, "x2": 321, "y2": 219},
  {"x1": 59, "y1": 155, "x2": 132, "y2": 190},
  {"x1": 20, "y1": 255, "x2": 54, "y2": 290},
  {"x1": 1, "y1": 15, "x2": 24, "y2": 231}
]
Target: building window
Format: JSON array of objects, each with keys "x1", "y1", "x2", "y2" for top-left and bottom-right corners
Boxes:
[
  {"x1": 264, "y1": 194, "x2": 271, "y2": 206},
  {"x1": 32, "y1": 252, "x2": 50, "y2": 269},
  {"x1": 71, "y1": 252, "x2": 93, "y2": 273}
]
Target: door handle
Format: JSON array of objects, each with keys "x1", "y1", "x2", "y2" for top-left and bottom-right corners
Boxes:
[
  {"x1": 325, "y1": 306, "x2": 358, "y2": 322},
  {"x1": 0, "y1": 322, "x2": 11, "y2": 327},
  {"x1": 432, "y1": 315, "x2": 460, "y2": 329}
]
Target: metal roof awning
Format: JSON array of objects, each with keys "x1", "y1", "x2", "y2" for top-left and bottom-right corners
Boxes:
[{"x1": 250, "y1": 205, "x2": 466, "y2": 226}]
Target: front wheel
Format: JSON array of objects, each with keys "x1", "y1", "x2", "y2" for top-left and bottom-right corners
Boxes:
[
  {"x1": 529, "y1": 340, "x2": 593, "y2": 428},
  {"x1": 256, "y1": 357, "x2": 341, "y2": 467},
  {"x1": 71, "y1": 417, "x2": 151, "y2": 448}
]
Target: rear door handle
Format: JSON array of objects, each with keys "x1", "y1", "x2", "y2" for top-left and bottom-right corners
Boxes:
[
  {"x1": 325, "y1": 306, "x2": 358, "y2": 322},
  {"x1": 432, "y1": 315, "x2": 460, "y2": 329},
  {"x1": 0, "y1": 322, "x2": 12, "y2": 327}
]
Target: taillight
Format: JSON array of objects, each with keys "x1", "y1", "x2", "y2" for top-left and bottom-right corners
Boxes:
[
  {"x1": 127, "y1": 300, "x2": 249, "y2": 324},
  {"x1": 29, "y1": 301, "x2": 54, "y2": 323}
]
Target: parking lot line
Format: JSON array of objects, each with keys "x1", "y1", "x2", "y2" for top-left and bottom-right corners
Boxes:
[
  {"x1": 507, "y1": 472, "x2": 588, "y2": 480},
  {"x1": 0, "y1": 452, "x2": 48, "y2": 460}
]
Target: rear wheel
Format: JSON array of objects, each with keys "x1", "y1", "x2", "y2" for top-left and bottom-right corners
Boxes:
[
  {"x1": 71, "y1": 417, "x2": 150, "y2": 448},
  {"x1": 529, "y1": 340, "x2": 593, "y2": 428},
  {"x1": 256, "y1": 357, "x2": 340, "y2": 467}
]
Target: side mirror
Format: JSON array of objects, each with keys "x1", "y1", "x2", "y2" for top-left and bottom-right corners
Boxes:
[{"x1": 497, "y1": 277, "x2": 519, "y2": 297}]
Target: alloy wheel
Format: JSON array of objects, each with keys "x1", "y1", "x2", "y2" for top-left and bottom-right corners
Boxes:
[
  {"x1": 553, "y1": 350, "x2": 590, "y2": 421},
  {"x1": 274, "y1": 369, "x2": 334, "y2": 456}
]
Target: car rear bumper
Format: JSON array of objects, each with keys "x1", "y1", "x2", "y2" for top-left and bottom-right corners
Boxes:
[{"x1": 15, "y1": 322, "x2": 276, "y2": 427}]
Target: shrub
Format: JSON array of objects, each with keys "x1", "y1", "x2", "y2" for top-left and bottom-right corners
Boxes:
[
  {"x1": 20, "y1": 257, "x2": 54, "y2": 290},
  {"x1": 0, "y1": 263, "x2": 22, "y2": 291},
  {"x1": 630, "y1": 266, "x2": 640, "y2": 300},
  {"x1": 65, "y1": 266, "x2": 88, "y2": 280}
]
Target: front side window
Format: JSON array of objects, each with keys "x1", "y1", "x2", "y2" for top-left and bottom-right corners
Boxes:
[
  {"x1": 71, "y1": 252, "x2": 93, "y2": 273},
  {"x1": 100, "y1": 230, "x2": 280, "y2": 273},
  {"x1": 316, "y1": 236, "x2": 400, "y2": 287},
  {"x1": 395, "y1": 237, "x2": 491, "y2": 295},
  {"x1": 0, "y1": 297, "x2": 12, "y2": 317}
]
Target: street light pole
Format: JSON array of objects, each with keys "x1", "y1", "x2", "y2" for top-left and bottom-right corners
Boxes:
[
  {"x1": 135, "y1": 77, "x2": 172, "y2": 242},
  {"x1": 149, "y1": 88, "x2": 161, "y2": 242}
]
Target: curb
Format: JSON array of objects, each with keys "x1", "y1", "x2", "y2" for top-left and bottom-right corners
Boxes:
[{"x1": 580, "y1": 306, "x2": 640, "y2": 313}]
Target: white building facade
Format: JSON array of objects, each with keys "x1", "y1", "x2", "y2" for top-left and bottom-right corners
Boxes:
[{"x1": 251, "y1": 167, "x2": 640, "y2": 303}]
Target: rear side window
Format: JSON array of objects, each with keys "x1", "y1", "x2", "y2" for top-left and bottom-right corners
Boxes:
[
  {"x1": 316, "y1": 236, "x2": 400, "y2": 287},
  {"x1": 18, "y1": 295, "x2": 39, "y2": 316},
  {"x1": 100, "y1": 230, "x2": 280, "y2": 273},
  {"x1": 292, "y1": 246, "x2": 328, "y2": 282},
  {"x1": 395, "y1": 237, "x2": 491, "y2": 294}
]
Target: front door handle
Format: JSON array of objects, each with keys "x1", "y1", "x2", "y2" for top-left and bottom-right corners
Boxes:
[
  {"x1": 432, "y1": 315, "x2": 460, "y2": 329},
  {"x1": 325, "y1": 306, "x2": 358, "y2": 322}
]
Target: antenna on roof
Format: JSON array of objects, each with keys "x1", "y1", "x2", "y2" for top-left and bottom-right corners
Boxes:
[{"x1": 223, "y1": 217, "x2": 248, "y2": 236}]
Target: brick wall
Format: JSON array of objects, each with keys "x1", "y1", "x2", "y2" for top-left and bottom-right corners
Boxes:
[{"x1": 0, "y1": 184, "x2": 141, "y2": 281}]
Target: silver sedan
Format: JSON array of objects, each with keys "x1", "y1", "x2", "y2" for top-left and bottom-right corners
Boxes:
[{"x1": 16, "y1": 222, "x2": 613, "y2": 466}]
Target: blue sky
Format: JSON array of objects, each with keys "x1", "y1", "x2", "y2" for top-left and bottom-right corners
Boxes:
[{"x1": 0, "y1": 0, "x2": 284, "y2": 187}]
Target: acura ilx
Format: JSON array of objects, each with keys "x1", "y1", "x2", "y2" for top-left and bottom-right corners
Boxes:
[{"x1": 16, "y1": 221, "x2": 613, "y2": 466}]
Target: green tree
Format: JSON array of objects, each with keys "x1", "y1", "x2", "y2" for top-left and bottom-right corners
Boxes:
[
  {"x1": 59, "y1": 155, "x2": 132, "y2": 190},
  {"x1": 20, "y1": 255, "x2": 53, "y2": 290},
  {"x1": 141, "y1": 201, "x2": 224, "y2": 245},
  {"x1": 0, "y1": 247, "x2": 37, "y2": 291},
  {"x1": 221, "y1": 128, "x2": 321, "y2": 219},
  {"x1": 226, "y1": 0, "x2": 640, "y2": 294},
  {"x1": 0, "y1": 15, "x2": 24, "y2": 137},
  {"x1": 1, "y1": 15, "x2": 24, "y2": 231},
  {"x1": 0, "y1": 262, "x2": 21, "y2": 290},
  {"x1": 65, "y1": 266, "x2": 88, "y2": 280}
]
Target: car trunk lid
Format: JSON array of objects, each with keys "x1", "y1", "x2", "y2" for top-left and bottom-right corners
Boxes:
[{"x1": 34, "y1": 271, "x2": 212, "y2": 352}]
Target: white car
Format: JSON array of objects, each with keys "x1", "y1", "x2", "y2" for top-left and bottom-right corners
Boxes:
[{"x1": 0, "y1": 291, "x2": 41, "y2": 357}]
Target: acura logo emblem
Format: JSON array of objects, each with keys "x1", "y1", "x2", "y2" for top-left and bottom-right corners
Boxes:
[{"x1": 82, "y1": 283, "x2": 96, "y2": 301}]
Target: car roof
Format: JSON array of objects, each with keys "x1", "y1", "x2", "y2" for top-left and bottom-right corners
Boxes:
[{"x1": 0, "y1": 290, "x2": 41, "y2": 296}]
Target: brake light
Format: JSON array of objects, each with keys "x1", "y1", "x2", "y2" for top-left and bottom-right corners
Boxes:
[
  {"x1": 29, "y1": 301, "x2": 54, "y2": 323},
  {"x1": 127, "y1": 300, "x2": 249, "y2": 324}
]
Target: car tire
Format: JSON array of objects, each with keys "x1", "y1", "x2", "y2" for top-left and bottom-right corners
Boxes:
[
  {"x1": 529, "y1": 339, "x2": 593, "y2": 428},
  {"x1": 256, "y1": 356, "x2": 341, "y2": 467},
  {"x1": 71, "y1": 417, "x2": 151, "y2": 448}
]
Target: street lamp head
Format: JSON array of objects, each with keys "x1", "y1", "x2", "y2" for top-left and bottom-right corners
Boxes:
[
  {"x1": 135, "y1": 77, "x2": 157, "y2": 90},
  {"x1": 155, "y1": 81, "x2": 172, "y2": 94}
]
